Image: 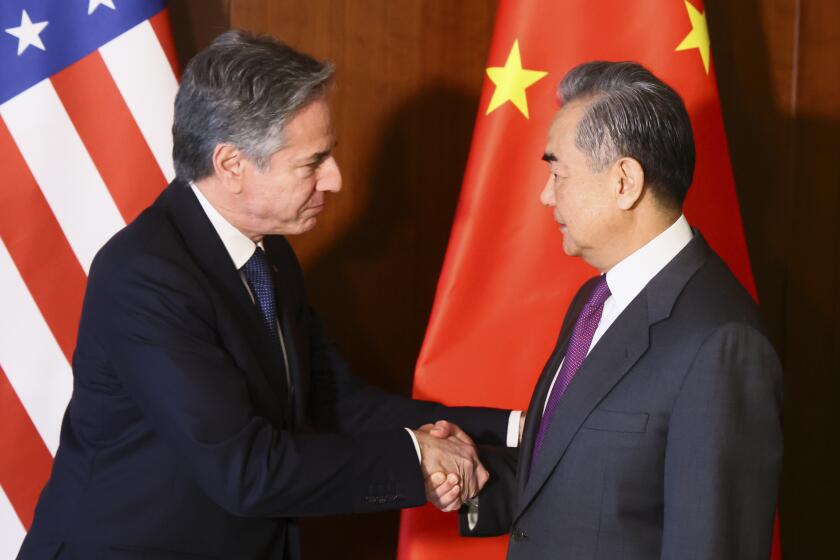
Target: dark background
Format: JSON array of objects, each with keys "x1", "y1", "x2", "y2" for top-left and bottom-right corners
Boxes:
[{"x1": 167, "y1": 1, "x2": 839, "y2": 557}]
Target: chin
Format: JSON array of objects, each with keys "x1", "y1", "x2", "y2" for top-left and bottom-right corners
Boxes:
[
  {"x1": 296, "y1": 217, "x2": 318, "y2": 234},
  {"x1": 561, "y1": 237, "x2": 580, "y2": 257},
  {"x1": 275, "y1": 218, "x2": 316, "y2": 237}
]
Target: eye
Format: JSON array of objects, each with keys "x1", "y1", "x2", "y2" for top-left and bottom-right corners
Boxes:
[{"x1": 302, "y1": 162, "x2": 321, "y2": 177}]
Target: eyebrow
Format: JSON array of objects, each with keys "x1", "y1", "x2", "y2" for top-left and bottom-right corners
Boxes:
[
  {"x1": 302, "y1": 141, "x2": 337, "y2": 168},
  {"x1": 542, "y1": 152, "x2": 557, "y2": 163}
]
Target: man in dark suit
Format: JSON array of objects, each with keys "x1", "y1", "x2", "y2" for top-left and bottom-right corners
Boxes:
[
  {"x1": 19, "y1": 31, "x2": 518, "y2": 559},
  {"x1": 450, "y1": 61, "x2": 783, "y2": 559}
]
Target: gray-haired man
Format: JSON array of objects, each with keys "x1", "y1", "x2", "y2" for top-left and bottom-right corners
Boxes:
[
  {"x1": 452, "y1": 61, "x2": 783, "y2": 559},
  {"x1": 19, "y1": 31, "x2": 520, "y2": 560}
]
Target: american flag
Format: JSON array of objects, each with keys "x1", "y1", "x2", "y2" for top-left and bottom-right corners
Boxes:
[{"x1": 0, "y1": 1, "x2": 178, "y2": 554}]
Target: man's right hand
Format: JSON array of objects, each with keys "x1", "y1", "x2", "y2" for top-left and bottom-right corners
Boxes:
[{"x1": 413, "y1": 423, "x2": 489, "y2": 510}]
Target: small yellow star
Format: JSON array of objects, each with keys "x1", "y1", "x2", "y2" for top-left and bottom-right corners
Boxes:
[
  {"x1": 485, "y1": 40, "x2": 548, "y2": 119},
  {"x1": 675, "y1": 0, "x2": 711, "y2": 74}
]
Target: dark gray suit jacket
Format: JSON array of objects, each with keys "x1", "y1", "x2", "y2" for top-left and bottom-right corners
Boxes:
[{"x1": 461, "y1": 233, "x2": 783, "y2": 560}]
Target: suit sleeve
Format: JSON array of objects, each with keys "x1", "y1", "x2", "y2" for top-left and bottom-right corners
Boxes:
[
  {"x1": 661, "y1": 323, "x2": 783, "y2": 560},
  {"x1": 457, "y1": 446, "x2": 518, "y2": 537},
  {"x1": 98, "y1": 255, "x2": 426, "y2": 518},
  {"x1": 305, "y1": 306, "x2": 511, "y2": 445}
]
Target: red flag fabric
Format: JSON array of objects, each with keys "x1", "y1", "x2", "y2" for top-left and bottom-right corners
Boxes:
[
  {"x1": 398, "y1": 0, "x2": 781, "y2": 558},
  {"x1": 0, "y1": 1, "x2": 177, "y2": 554}
]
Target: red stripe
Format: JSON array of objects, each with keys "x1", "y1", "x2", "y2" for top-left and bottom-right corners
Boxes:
[
  {"x1": 149, "y1": 8, "x2": 181, "y2": 79},
  {"x1": 0, "y1": 366, "x2": 53, "y2": 529},
  {"x1": 51, "y1": 52, "x2": 167, "y2": 223},
  {"x1": 771, "y1": 513, "x2": 781, "y2": 559},
  {"x1": 0, "y1": 118, "x2": 86, "y2": 362}
]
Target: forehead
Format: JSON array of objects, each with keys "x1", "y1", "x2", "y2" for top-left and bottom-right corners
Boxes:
[
  {"x1": 283, "y1": 99, "x2": 334, "y2": 148},
  {"x1": 546, "y1": 100, "x2": 588, "y2": 148}
]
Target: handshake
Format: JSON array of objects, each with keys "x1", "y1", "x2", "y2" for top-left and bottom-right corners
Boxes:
[{"x1": 412, "y1": 416, "x2": 525, "y2": 512}]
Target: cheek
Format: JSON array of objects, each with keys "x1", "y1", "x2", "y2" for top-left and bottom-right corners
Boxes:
[
  {"x1": 558, "y1": 190, "x2": 597, "y2": 233},
  {"x1": 274, "y1": 175, "x2": 310, "y2": 201},
  {"x1": 554, "y1": 186, "x2": 580, "y2": 216},
  {"x1": 299, "y1": 180, "x2": 319, "y2": 203}
]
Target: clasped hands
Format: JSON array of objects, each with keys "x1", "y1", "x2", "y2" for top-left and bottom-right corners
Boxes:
[{"x1": 413, "y1": 420, "x2": 487, "y2": 512}]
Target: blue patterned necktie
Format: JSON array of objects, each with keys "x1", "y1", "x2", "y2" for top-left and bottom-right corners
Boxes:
[
  {"x1": 241, "y1": 246, "x2": 279, "y2": 342},
  {"x1": 241, "y1": 246, "x2": 295, "y2": 421},
  {"x1": 531, "y1": 275, "x2": 611, "y2": 471}
]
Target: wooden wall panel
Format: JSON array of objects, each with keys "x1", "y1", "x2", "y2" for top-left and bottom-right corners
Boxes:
[
  {"x1": 781, "y1": 1, "x2": 840, "y2": 556},
  {"x1": 708, "y1": 1, "x2": 840, "y2": 557},
  {"x1": 168, "y1": 0, "x2": 230, "y2": 70},
  {"x1": 706, "y1": 0, "x2": 797, "y2": 351},
  {"x1": 168, "y1": 0, "x2": 839, "y2": 557}
]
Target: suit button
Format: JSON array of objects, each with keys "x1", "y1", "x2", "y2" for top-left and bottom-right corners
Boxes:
[{"x1": 511, "y1": 528, "x2": 527, "y2": 541}]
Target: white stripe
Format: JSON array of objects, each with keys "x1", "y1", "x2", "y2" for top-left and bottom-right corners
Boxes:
[
  {"x1": 100, "y1": 20, "x2": 177, "y2": 182},
  {"x1": 0, "y1": 79, "x2": 125, "y2": 273},
  {"x1": 0, "y1": 487, "x2": 26, "y2": 560},
  {"x1": 0, "y1": 239, "x2": 72, "y2": 455}
]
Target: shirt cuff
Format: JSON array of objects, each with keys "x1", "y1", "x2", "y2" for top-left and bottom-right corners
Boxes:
[
  {"x1": 467, "y1": 496, "x2": 479, "y2": 530},
  {"x1": 506, "y1": 410, "x2": 523, "y2": 447},
  {"x1": 405, "y1": 428, "x2": 421, "y2": 463}
]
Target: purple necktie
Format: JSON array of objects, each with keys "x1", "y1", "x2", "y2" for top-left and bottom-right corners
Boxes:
[{"x1": 531, "y1": 275, "x2": 611, "y2": 469}]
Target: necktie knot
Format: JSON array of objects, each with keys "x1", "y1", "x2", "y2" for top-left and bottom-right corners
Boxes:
[
  {"x1": 586, "y1": 274, "x2": 611, "y2": 310},
  {"x1": 242, "y1": 246, "x2": 270, "y2": 280}
]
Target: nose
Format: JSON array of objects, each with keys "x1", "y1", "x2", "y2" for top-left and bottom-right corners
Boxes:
[
  {"x1": 539, "y1": 175, "x2": 555, "y2": 207},
  {"x1": 317, "y1": 156, "x2": 342, "y2": 193}
]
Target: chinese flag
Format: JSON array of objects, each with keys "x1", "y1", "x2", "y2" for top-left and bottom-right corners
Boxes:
[{"x1": 397, "y1": 0, "x2": 781, "y2": 559}]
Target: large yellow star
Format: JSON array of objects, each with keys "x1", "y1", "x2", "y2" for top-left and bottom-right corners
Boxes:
[
  {"x1": 485, "y1": 40, "x2": 548, "y2": 119},
  {"x1": 675, "y1": 0, "x2": 711, "y2": 74}
]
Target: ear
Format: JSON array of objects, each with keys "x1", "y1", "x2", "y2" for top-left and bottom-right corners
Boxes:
[
  {"x1": 614, "y1": 157, "x2": 645, "y2": 211},
  {"x1": 211, "y1": 143, "x2": 244, "y2": 194}
]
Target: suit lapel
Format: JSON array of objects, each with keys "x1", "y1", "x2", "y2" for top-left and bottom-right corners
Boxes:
[
  {"x1": 515, "y1": 280, "x2": 591, "y2": 498},
  {"x1": 516, "y1": 294, "x2": 650, "y2": 518},
  {"x1": 278, "y1": 303, "x2": 306, "y2": 428},
  {"x1": 160, "y1": 182, "x2": 290, "y2": 427},
  {"x1": 513, "y1": 232, "x2": 712, "y2": 519}
]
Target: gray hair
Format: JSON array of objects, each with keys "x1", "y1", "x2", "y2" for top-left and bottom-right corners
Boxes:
[
  {"x1": 558, "y1": 61, "x2": 695, "y2": 209},
  {"x1": 172, "y1": 30, "x2": 334, "y2": 182}
]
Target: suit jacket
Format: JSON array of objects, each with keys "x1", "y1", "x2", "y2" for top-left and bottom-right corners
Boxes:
[
  {"x1": 19, "y1": 181, "x2": 510, "y2": 560},
  {"x1": 461, "y1": 233, "x2": 783, "y2": 560}
]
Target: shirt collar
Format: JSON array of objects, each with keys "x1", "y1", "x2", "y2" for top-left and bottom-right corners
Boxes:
[
  {"x1": 190, "y1": 182, "x2": 257, "y2": 269},
  {"x1": 605, "y1": 214, "x2": 693, "y2": 309}
]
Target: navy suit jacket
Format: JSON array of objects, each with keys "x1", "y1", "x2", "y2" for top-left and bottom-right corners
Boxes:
[
  {"x1": 461, "y1": 234, "x2": 783, "y2": 560},
  {"x1": 19, "y1": 181, "x2": 509, "y2": 560}
]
